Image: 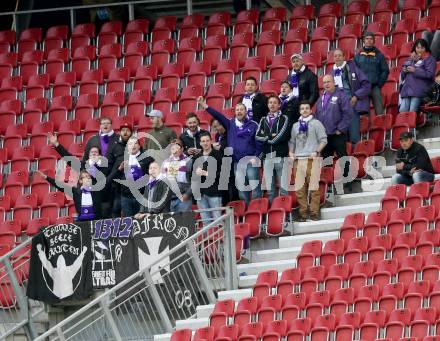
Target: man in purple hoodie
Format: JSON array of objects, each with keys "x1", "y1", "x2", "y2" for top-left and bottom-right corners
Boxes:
[
  {"x1": 315, "y1": 75, "x2": 354, "y2": 182},
  {"x1": 197, "y1": 96, "x2": 262, "y2": 205},
  {"x1": 332, "y1": 49, "x2": 371, "y2": 146}
]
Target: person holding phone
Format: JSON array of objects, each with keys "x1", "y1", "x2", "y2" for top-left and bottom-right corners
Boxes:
[
  {"x1": 179, "y1": 112, "x2": 209, "y2": 157},
  {"x1": 400, "y1": 39, "x2": 436, "y2": 113}
]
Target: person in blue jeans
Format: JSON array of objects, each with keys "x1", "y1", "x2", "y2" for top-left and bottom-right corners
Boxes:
[
  {"x1": 191, "y1": 132, "x2": 225, "y2": 224},
  {"x1": 161, "y1": 139, "x2": 193, "y2": 213},
  {"x1": 399, "y1": 39, "x2": 436, "y2": 113},
  {"x1": 391, "y1": 131, "x2": 435, "y2": 186},
  {"x1": 197, "y1": 96, "x2": 262, "y2": 205},
  {"x1": 255, "y1": 95, "x2": 290, "y2": 203}
]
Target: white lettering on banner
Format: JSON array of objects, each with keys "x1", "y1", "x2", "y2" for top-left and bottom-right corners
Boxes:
[
  {"x1": 136, "y1": 215, "x2": 190, "y2": 242},
  {"x1": 92, "y1": 269, "x2": 116, "y2": 286},
  {"x1": 175, "y1": 289, "x2": 193, "y2": 309},
  {"x1": 37, "y1": 223, "x2": 87, "y2": 299}
]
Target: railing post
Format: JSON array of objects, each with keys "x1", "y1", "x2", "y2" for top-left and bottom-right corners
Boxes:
[
  {"x1": 100, "y1": 299, "x2": 123, "y2": 341},
  {"x1": 187, "y1": 242, "x2": 216, "y2": 303},
  {"x1": 3, "y1": 260, "x2": 38, "y2": 340},
  {"x1": 186, "y1": 0, "x2": 193, "y2": 15},
  {"x1": 143, "y1": 270, "x2": 173, "y2": 332},
  {"x1": 128, "y1": 3, "x2": 134, "y2": 21},
  {"x1": 69, "y1": 9, "x2": 75, "y2": 31},
  {"x1": 56, "y1": 327, "x2": 67, "y2": 341},
  {"x1": 222, "y1": 208, "x2": 238, "y2": 290}
]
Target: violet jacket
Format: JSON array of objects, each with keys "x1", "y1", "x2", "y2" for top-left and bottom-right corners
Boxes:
[
  {"x1": 400, "y1": 54, "x2": 436, "y2": 98},
  {"x1": 206, "y1": 107, "x2": 262, "y2": 162},
  {"x1": 333, "y1": 60, "x2": 371, "y2": 113},
  {"x1": 315, "y1": 88, "x2": 354, "y2": 135}
]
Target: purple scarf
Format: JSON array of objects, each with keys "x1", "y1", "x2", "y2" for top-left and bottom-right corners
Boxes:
[
  {"x1": 322, "y1": 93, "x2": 332, "y2": 111},
  {"x1": 100, "y1": 135, "x2": 111, "y2": 156},
  {"x1": 129, "y1": 165, "x2": 144, "y2": 181},
  {"x1": 148, "y1": 179, "x2": 159, "y2": 189},
  {"x1": 267, "y1": 113, "x2": 277, "y2": 130},
  {"x1": 290, "y1": 73, "x2": 299, "y2": 88},
  {"x1": 79, "y1": 188, "x2": 95, "y2": 220},
  {"x1": 299, "y1": 119, "x2": 309, "y2": 134}
]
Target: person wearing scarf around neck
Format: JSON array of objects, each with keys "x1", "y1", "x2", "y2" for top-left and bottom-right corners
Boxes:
[
  {"x1": 48, "y1": 132, "x2": 107, "y2": 179},
  {"x1": 332, "y1": 48, "x2": 371, "y2": 146},
  {"x1": 255, "y1": 95, "x2": 290, "y2": 204},
  {"x1": 198, "y1": 96, "x2": 262, "y2": 205},
  {"x1": 211, "y1": 119, "x2": 227, "y2": 152},
  {"x1": 135, "y1": 162, "x2": 172, "y2": 217},
  {"x1": 289, "y1": 101, "x2": 327, "y2": 221},
  {"x1": 238, "y1": 76, "x2": 269, "y2": 124},
  {"x1": 82, "y1": 116, "x2": 119, "y2": 217},
  {"x1": 82, "y1": 117, "x2": 118, "y2": 162},
  {"x1": 288, "y1": 54, "x2": 320, "y2": 107},
  {"x1": 279, "y1": 80, "x2": 301, "y2": 128},
  {"x1": 109, "y1": 136, "x2": 155, "y2": 217},
  {"x1": 400, "y1": 39, "x2": 436, "y2": 113},
  {"x1": 35, "y1": 169, "x2": 105, "y2": 221},
  {"x1": 179, "y1": 112, "x2": 209, "y2": 157},
  {"x1": 354, "y1": 31, "x2": 389, "y2": 115},
  {"x1": 315, "y1": 75, "x2": 354, "y2": 186},
  {"x1": 190, "y1": 132, "x2": 224, "y2": 225},
  {"x1": 161, "y1": 139, "x2": 193, "y2": 213},
  {"x1": 105, "y1": 122, "x2": 133, "y2": 217}
]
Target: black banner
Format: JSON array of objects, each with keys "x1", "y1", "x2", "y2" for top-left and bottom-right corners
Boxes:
[
  {"x1": 27, "y1": 223, "x2": 93, "y2": 304},
  {"x1": 28, "y1": 212, "x2": 197, "y2": 302}
]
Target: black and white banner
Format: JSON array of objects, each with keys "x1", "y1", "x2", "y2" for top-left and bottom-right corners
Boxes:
[
  {"x1": 27, "y1": 223, "x2": 93, "y2": 304},
  {"x1": 28, "y1": 212, "x2": 196, "y2": 302}
]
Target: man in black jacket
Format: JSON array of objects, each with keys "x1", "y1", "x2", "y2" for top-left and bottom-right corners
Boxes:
[
  {"x1": 82, "y1": 116, "x2": 119, "y2": 217},
  {"x1": 106, "y1": 122, "x2": 133, "y2": 217},
  {"x1": 255, "y1": 95, "x2": 290, "y2": 203},
  {"x1": 239, "y1": 76, "x2": 269, "y2": 124},
  {"x1": 422, "y1": 71, "x2": 440, "y2": 107},
  {"x1": 135, "y1": 162, "x2": 172, "y2": 216},
  {"x1": 391, "y1": 132, "x2": 435, "y2": 185},
  {"x1": 179, "y1": 112, "x2": 209, "y2": 157},
  {"x1": 109, "y1": 136, "x2": 155, "y2": 217},
  {"x1": 191, "y1": 132, "x2": 224, "y2": 224},
  {"x1": 289, "y1": 54, "x2": 320, "y2": 106},
  {"x1": 83, "y1": 117, "x2": 119, "y2": 164}
]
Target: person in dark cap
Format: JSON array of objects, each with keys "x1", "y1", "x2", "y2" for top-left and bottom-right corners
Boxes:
[
  {"x1": 354, "y1": 32, "x2": 389, "y2": 116},
  {"x1": 143, "y1": 109, "x2": 177, "y2": 165},
  {"x1": 143, "y1": 110, "x2": 177, "y2": 150},
  {"x1": 107, "y1": 122, "x2": 134, "y2": 217},
  {"x1": 289, "y1": 54, "x2": 320, "y2": 107},
  {"x1": 391, "y1": 131, "x2": 435, "y2": 185}
]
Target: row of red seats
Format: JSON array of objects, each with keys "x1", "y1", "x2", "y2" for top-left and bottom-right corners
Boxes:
[
  {"x1": 172, "y1": 314, "x2": 440, "y2": 341},
  {"x1": 211, "y1": 283, "x2": 440, "y2": 328}
]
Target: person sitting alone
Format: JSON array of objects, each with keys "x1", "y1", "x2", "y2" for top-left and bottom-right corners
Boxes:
[{"x1": 391, "y1": 131, "x2": 435, "y2": 185}]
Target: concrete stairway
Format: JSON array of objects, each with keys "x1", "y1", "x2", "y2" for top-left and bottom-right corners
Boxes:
[{"x1": 153, "y1": 137, "x2": 440, "y2": 341}]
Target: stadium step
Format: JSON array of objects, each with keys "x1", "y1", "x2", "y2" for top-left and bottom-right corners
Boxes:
[
  {"x1": 362, "y1": 173, "x2": 440, "y2": 191},
  {"x1": 334, "y1": 190, "x2": 385, "y2": 206}
]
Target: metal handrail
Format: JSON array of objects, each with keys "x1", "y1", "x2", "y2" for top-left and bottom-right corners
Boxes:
[
  {"x1": 0, "y1": 0, "x2": 179, "y2": 16},
  {"x1": 35, "y1": 207, "x2": 236, "y2": 341}
]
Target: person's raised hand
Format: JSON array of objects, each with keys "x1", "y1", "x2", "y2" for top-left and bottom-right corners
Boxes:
[
  {"x1": 34, "y1": 170, "x2": 47, "y2": 179},
  {"x1": 47, "y1": 133, "x2": 59, "y2": 147},
  {"x1": 197, "y1": 96, "x2": 208, "y2": 109}
]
